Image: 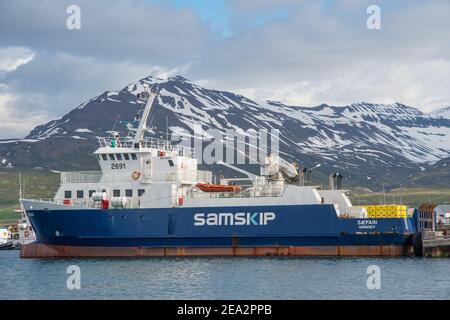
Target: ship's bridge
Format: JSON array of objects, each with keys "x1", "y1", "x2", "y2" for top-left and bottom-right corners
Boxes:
[{"x1": 94, "y1": 136, "x2": 197, "y2": 184}]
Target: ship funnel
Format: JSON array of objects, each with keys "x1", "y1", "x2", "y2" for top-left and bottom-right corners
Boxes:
[
  {"x1": 328, "y1": 172, "x2": 343, "y2": 190},
  {"x1": 329, "y1": 173, "x2": 336, "y2": 190},
  {"x1": 336, "y1": 173, "x2": 343, "y2": 190},
  {"x1": 299, "y1": 167, "x2": 307, "y2": 186}
]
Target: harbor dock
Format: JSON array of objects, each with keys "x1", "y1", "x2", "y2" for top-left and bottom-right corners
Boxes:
[
  {"x1": 422, "y1": 231, "x2": 450, "y2": 257},
  {"x1": 415, "y1": 204, "x2": 450, "y2": 257}
]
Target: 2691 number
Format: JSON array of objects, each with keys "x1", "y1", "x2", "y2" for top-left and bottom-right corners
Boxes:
[{"x1": 111, "y1": 163, "x2": 126, "y2": 170}]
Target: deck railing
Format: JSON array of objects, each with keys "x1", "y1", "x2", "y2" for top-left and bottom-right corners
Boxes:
[
  {"x1": 97, "y1": 137, "x2": 195, "y2": 158},
  {"x1": 197, "y1": 170, "x2": 213, "y2": 183},
  {"x1": 60, "y1": 171, "x2": 103, "y2": 184}
]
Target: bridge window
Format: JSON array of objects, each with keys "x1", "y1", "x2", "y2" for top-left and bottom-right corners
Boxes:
[
  {"x1": 116, "y1": 154, "x2": 122, "y2": 161},
  {"x1": 76, "y1": 190, "x2": 84, "y2": 199},
  {"x1": 88, "y1": 190, "x2": 95, "y2": 197},
  {"x1": 131, "y1": 153, "x2": 137, "y2": 160},
  {"x1": 113, "y1": 189, "x2": 120, "y2": 197},
  {"x1": 123, "y1": 153, "x2": 130, "y2": 160},
  {"x1": 64, "y1": 190, "x2": 72, "y2": 199},
  {"x1": 109, "y1": 154, "x2": 115, "y2": 161},
  {"x1": 125, "y1": 189, "x2": 133, "y2": 197},
  {"x1": 102, "y1": 154, "x2": 107, "y2": 161},
  {"x1": 138, "y1": 189, "x2": 145, "y2": 197},
  {"x1": 96, "y1": 155, "x2": 100, "y2": 160},
  {"x1": 168, "y1": 159, "x2": 174, "y2": 167}
]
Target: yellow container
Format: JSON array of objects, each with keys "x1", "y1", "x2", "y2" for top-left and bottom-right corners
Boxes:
[{"x1": 363, "y1": 205, "x2": 409, "y2": 219}]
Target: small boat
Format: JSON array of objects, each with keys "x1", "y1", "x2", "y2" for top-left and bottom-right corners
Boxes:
[
  {"x1": 196, "y1": 183, "x2": 242, "y2": 193},
  {"x1": 0, "y1": 228, "x2": 15, "y2": 250},
  {"x1": 0, "y1": 241, "x2": 15, "y2": 250},
  {"x1": 17, "y1": 174, "x2": 37, "y2": 246}
]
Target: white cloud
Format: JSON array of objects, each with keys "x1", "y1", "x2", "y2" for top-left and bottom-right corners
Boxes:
[
  {"x1": 0, "y1": 0, "x2": 210, "y2": 65},
  {"x1": 192, "y1": 0, "x2": 450, "y2": 110},
  {"x1": 0, "y1": 92, "x2": 47, "y2": 138},
  {"x1": 0, "y1": 47, "x2": 35, "y2": 73},
  {"x1": 0, "y1": 51, "x2": 192, "y2": 138},
  {"x1": 232, "y1": 59, "x2": 450, "y2": 111}
]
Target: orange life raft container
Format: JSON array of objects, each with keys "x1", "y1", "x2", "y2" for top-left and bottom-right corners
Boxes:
[{"x1": 196, "y1": 183, "x2": 242, "y2": 193}]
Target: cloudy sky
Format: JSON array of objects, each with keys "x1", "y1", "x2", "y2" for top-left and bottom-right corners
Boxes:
[{"x1": 0, "y1": 0, "x2": 449, "y2": 138}]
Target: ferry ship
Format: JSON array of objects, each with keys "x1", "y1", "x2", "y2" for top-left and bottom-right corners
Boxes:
[{"x1": 20, "y1": 89, "x2": 417, "y2": 258}]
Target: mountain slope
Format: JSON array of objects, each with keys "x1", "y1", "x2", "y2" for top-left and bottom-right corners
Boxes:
[
  {"x1": 0, "y1": 75, "x2": 449, "y2": 189},
  {"x1": 430, "y1": 106, "x2": 450, "y2": 119},
  {"x1": 407, "y1": 156, "x2": 450, "y2": 187}
]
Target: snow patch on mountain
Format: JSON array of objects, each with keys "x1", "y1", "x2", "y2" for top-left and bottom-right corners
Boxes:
[
  {"x1": 74, "y1": 128, "x2": 93, "y2": 133},
  {"x1": 431, "y1": 106, "x2": 450, "y2": 119}
]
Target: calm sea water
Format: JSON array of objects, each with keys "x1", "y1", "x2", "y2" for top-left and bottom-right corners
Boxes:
[{"x1": 1, "y1": 250, "x2": 449, "y2": 299}]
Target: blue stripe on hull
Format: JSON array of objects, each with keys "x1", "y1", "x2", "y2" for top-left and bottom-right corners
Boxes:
[{"x1": 27, "y1": 204, "x2": 415, "y2": 248}]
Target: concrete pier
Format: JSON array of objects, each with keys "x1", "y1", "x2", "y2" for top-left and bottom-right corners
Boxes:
[{"x1": 422, "y1": 231, "x2": 450, "y2": 257}]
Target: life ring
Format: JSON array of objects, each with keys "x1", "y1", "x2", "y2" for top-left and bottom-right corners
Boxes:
[
  {"x1": 24, "y1": 231, "x2": 30, "y2": 237},
  {"x1": 131, "y1": 171, "x2": 141, "y2": 180}
]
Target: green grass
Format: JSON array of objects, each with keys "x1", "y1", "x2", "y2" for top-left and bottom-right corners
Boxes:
[
  {"x1": 0, "y1": 206, "x2": 20, "y2": 226},
  {"x1": 0, "y1": 168, "x2": 59, "y2": 205},
  {"x1": 0, "y1": 168, "x2": 59, "y2": 224},
  {"x1": 349, "y1": 187, "x2": 450, "y2": 207}
]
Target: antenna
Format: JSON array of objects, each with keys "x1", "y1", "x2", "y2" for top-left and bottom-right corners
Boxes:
[
  {"x1": 400, "y1": 184, "x2": 403, "y2": 205},
  {"x1": 18, "y1": 171, "x2": 22, "y2": 199},
  {"x1": 166, "y1": 116, "x2": 169, "y2": 141},
  {"x1": 111, "y1": 115, "x2": 120, "y2": 132},
  {"x1": 18, "y1": 171, "x2": 25, "y2": 213}
]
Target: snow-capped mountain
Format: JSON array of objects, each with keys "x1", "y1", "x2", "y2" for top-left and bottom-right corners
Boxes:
[
  {"x1": 430, "y1": 106, "x2": 450, "y2": 119},
  {"x1": 1, "y1": 75, "x2": 449, "y2": 189}
]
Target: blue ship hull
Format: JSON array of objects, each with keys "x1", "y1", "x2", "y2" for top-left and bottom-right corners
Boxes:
[{"x1": 22, "y1": 204, "x2": 416, "y2": 257}]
